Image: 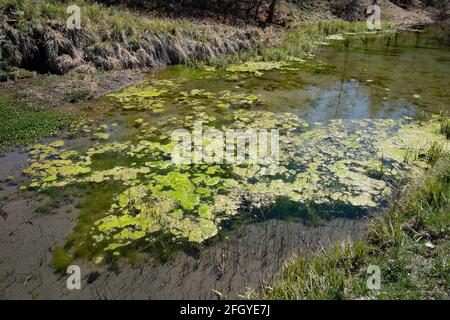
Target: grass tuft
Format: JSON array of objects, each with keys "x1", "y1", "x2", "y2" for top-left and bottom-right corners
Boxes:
[
  {"x1": 425, "y1": 141, "x2": 444, "y2": 166},
  {"x1": 52, "y1": 245, "x2": 74, "y2": 272},
  {"x1": 440, "y1": 118, "x2": 450, "y2": 139}
]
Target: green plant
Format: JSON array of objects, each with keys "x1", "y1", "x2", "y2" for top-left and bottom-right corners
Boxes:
[
  {"x1": 13, "y1": 90, "x2": 28, "y2": 100},
  {"x1": 36, "y1": 197, "x2": 60, "y2": 214},
  {"x1": 207, "y1": 20, "x2": 395, "y2": 67},
  {"x1": 260, "y1": 241, "x2": 371, "y2": 300},
  {"x1": 40, "y1": 2, "x2": 61, "y2": 20},
  {"x1": 403, "y1": 145, "x2": 418, "y2": 164},
  {"x1": 62, "y1": 90, "x2": 91, "y2": 103},
  {"x1": 0, "y1": 96, "x2": 72, "y2": 151},
  {"x1": 52, "y1": 245, "x2": 73, "y2": 272},
  {"x1": 425, "y1": 141, "x2": 444, "y2": 165},
  {"x1": 440, "y1": 118, "x2": 450, "y2": 139}
]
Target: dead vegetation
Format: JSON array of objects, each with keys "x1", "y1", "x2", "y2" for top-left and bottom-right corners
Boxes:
[
  {"x1": 100, "y1": 0, "x2": 285, "y2": 25},
  {"x1": 0, "y1": 1, "x2": 279, "y2": 75}
]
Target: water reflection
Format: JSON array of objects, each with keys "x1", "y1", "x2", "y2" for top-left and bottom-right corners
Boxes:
[{"x1": 315, "y1": 23, "x2": 450, "y2": 117}]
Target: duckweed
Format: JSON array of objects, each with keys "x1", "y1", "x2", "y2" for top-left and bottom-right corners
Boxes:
[{"x1": 0, "y1": 97, "x2": 72, "y2": 151}]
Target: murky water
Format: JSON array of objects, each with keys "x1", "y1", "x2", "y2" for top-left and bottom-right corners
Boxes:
[{"x1": 1, "y1": 23, "x2": 449, "y2": 299}]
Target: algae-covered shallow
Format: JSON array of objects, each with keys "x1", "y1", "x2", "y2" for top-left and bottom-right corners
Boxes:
[{"x1": 3, "y1": 24, "x2": 450, "y2": 270}]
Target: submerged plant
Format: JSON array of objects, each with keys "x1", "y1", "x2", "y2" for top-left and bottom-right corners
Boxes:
[{"x1": 425, "y1": 141, "x2": 444, "y2": 166}]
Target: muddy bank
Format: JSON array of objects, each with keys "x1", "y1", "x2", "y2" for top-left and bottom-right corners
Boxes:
[
  {"x1": 0, "y1": 190, "x2": 368, "y2": 300},
  {"x1": 0, "y1": 70, "x2": 144, "y2": 110}
]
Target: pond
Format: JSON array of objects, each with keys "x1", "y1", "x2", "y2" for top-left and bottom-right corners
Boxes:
[{"x1": 0, "y1": 23, "x2": 449, "y2": 299}]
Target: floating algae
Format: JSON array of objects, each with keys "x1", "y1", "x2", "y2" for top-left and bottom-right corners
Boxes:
[
  {"x1": 23, "y1": 105, "x2": 449, "y2": 261},
  {"x1": 226, "y1": 61, "x2": 288, "y2": 77},
  {"x1": 107, "y1": 79, "x2": 262, "y2": 113}
]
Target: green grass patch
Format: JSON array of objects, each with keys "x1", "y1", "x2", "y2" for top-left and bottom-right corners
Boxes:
[
  {"x1": 0, "y1": 66, "x2": 36, "y2": 82},
  {"x1": 0, "y1": 0, "x2": 229, "y2": 38},
  {"x1": 259, "y1": 156, "x2": 450, "y2": 300},
  {"x1": 52, "y1": 245, "x2": 74, "y2": 272},
  {"x1": 0, "y1": 96, "x2": 71, "y2": 152},
  {"x1": 206, "y1": 20, "x2": 396, "y2": 68},
  {"x1": 425, "y1": 141, "x2": 445, "y2": 166},
  {"x1": 62, "y1": 89, "x2": 91, "y2": 103},
  {"x1": 440, "y1": 118, "x2": 450, "y2": 139}
]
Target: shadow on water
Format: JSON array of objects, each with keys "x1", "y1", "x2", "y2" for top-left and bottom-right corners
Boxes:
[
  {"x1": 264, "y1": 198, "x2": 369, "y2": 222},
  {"x1": 107, "y1": 197, "x2": 374, "y2": 265},
  {"x1": 218, "y1": 197, "x2": 374, "y2": 245}
]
